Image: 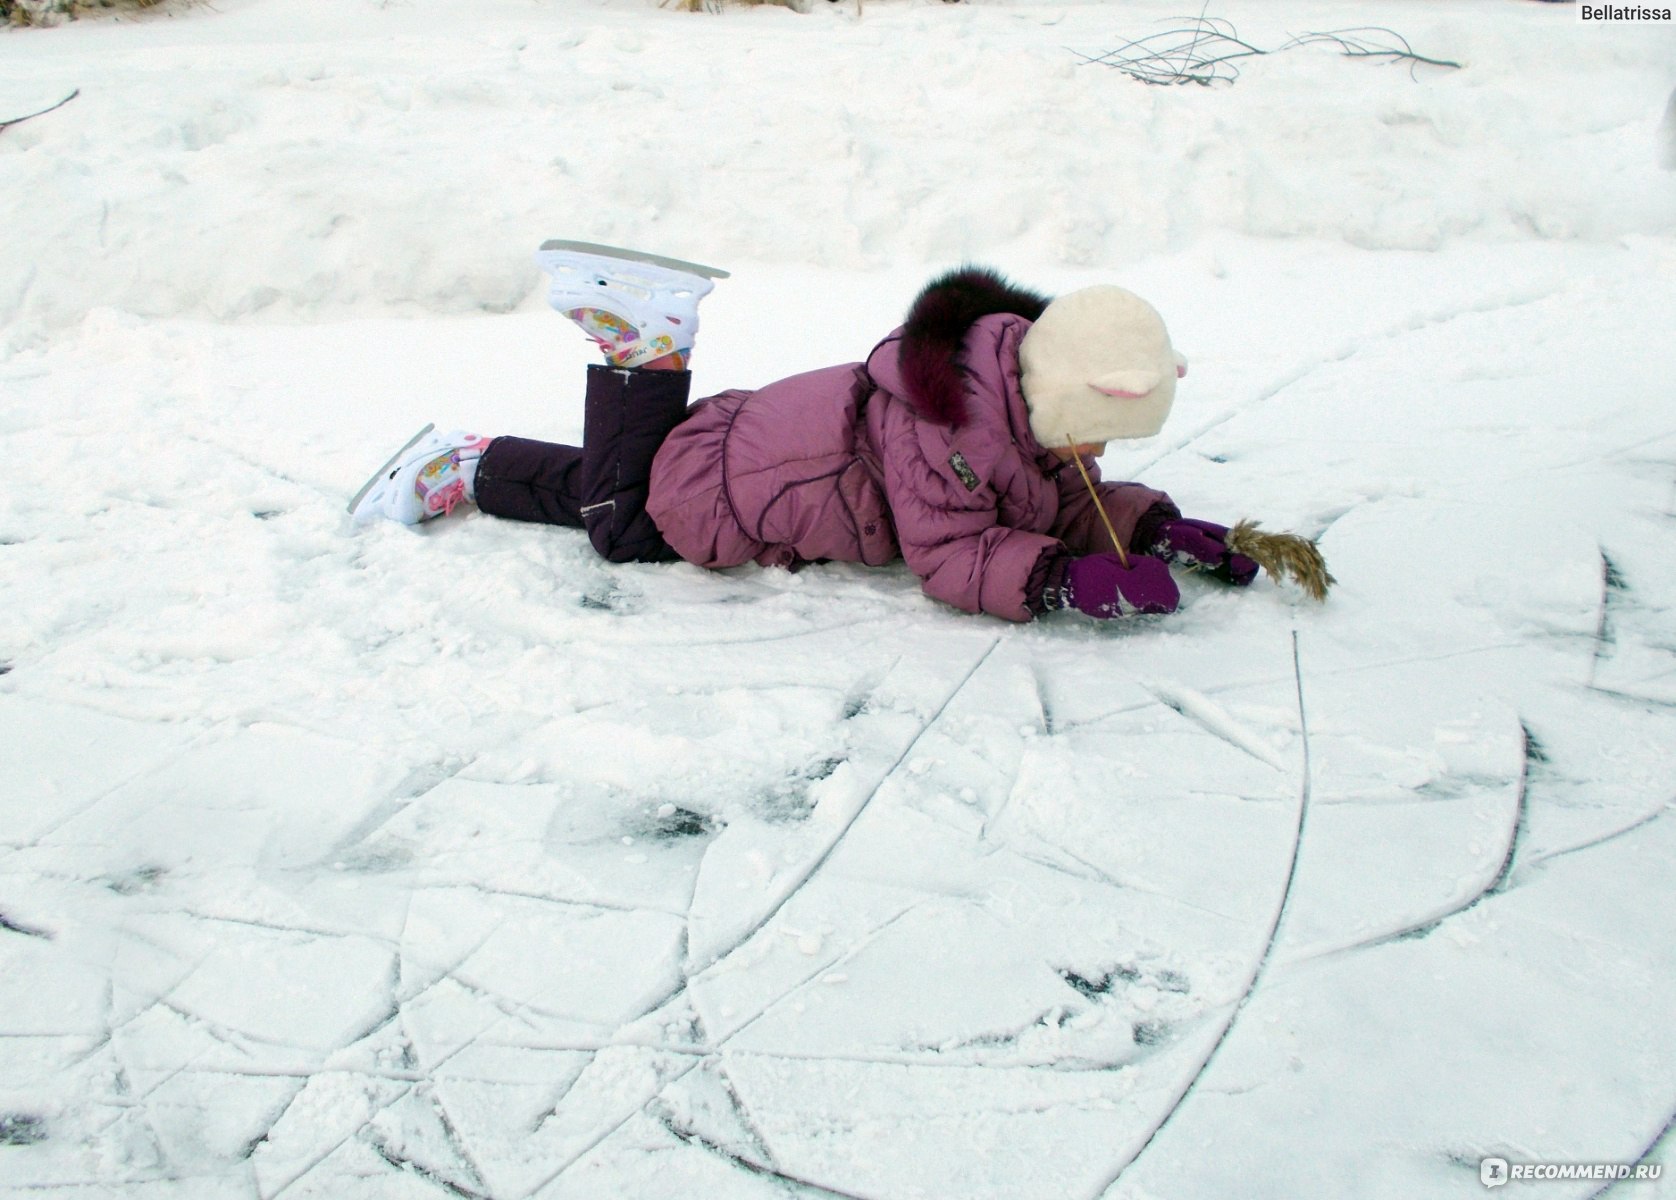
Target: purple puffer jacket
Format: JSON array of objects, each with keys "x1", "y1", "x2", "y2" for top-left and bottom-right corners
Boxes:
[{"x1": 645, "y1": 268, "x2": 1178, "y2": 622}]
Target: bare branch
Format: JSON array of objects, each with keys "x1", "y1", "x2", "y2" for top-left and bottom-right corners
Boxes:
[
  {"x1": 1079, "y1": 17, "x2": 1461, "y2": 87},
  {"x1": 0, "y1": 88, "x2": 80, "y2": 133}
]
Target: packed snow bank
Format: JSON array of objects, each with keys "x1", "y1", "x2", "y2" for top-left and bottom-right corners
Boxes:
[{"x1": 1, "y1": 0, "x2": 1673, "y2": 343}]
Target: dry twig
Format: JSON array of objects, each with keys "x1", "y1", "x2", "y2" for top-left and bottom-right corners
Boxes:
[
  {"x1": 1067, "y1": 448, "x2": 1130, "y2": 567},
  {"x1": 0, "y1": 88, "x2": 79, "y2": 132},
  {"x1": 1077, "y1": 15, "x2": 1461, "y2": 87}
]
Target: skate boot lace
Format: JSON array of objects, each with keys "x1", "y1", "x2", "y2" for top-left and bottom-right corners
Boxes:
[
  {"x1": 416, "y1": 450, "x2": 472, "y2": 519},
  {"x1": 427, "y1": 478, "x2": 466, "y2": 517}
]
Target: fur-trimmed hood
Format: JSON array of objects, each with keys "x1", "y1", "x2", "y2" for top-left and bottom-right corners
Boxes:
[
  {"x1": 885, "y1": 266, "x2": 1050, "y2": 428},
  {"x1": 869, "y1": 265, "x2": 1183, "y2": 446}
]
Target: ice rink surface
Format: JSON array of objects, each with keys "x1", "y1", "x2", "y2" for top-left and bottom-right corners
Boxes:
[{"x1": 2, "y1": 1, "x2": 1674, "y2": 1196}]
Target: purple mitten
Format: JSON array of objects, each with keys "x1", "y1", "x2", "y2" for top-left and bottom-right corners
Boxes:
[
  {"x1": 1150, "y1": 518, "x2": 1258, "y2": 586},
  {"x1": 1060, "y1": 553, "x2": 1180, "y2": 618}
]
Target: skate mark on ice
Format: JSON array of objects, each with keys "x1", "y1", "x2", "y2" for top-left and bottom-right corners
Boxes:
[
  {"x1": 1055, "y1": 844, "x2": 1239, "y2": 920},
  {"x1": 365, "y1": 1085, "x2": 493, "y2": 1200},
  {"x1": 82, "y1": 992, "x2": 325, "y2": 1156},
  {"x1": 528, "y1": 905, "x2": 929, "y2": 1196},
  {"x1": 1061, "y1": 963, "x2": 1191, "y2": 1002},
  {"x1": 101, "y1": 863, "x2": 169, "y2": 895},
  {"x1": 1089, "y1": 631, "x2": 1315, "y2": 1198},
  {"x1": 653, "y1": 1103, "x2": 876, "y2": 1200},
  {"x1": 891, "y1": 1001, "x2": 1182, "y2": 1066},
  {"x1": 449, "y1": 880, "x2": 686, "y2": 921},
  {"x1": 1484, "y1": 723, "x2": 1537, "y2": 896},
  {"x1": 522, "y1": 1058, "x2": 590, "y2": 1137},
  {"x1": 578, "y1": 580, "x2": 643, "y2": 614},
  {"x1": 515, "y1": 789, "x2": 716, "y2": 1140},
  {"x1": 840, "y1": 658, "x2": 897, "y2": 720},
  {"x1": 693, "y1": 1063, "x2": 783, "y2": 1178},
  {"x1": 1514, "y1": 800, "x2": 1673, "y2": 881},
  {"x1": 1131, "y1": 1018, "x2": 1173, "y2": 1048},
  {"x1": 436, "y1": 963, "x2": 625, "y2": 1034},
  {"x1": 515, "y1": 780, "x2": 717, "y2": 1143},
  {"x1": 706, "y1": 902, "x2": 930, "y2": 1051},
  {"x1": 147, "y1": 995, "x2": 312, "y2": 1057},
  {"x1": 367, "y1": 1133, "x2": 490, "y2": 1200},
  {"x1": 0, "y1": 910, "x2": 53, "y2": 939},
  {"x1": 1589, "y1": 1101, "x2": 1676, "y2": 1199},
  {"x1": 728, "y1": 1040, "x2": 1151, "y2": 1074},
  {"x1": 620, "y1": 614, "x2": 894, "y2": 650},
  {"x1": 977, "y1": 773, "x2": 1023, "y2": 852},
  {"x1": 525, "y1": 1058, "x2": 708, "y2": 1195},
  {"x1": 62, "y1": 929, "x2": 199, "y2": 1069},
  {"x1": 685, "y1": 634, "x2": 1003, "y2": 976},
  {"x1": 322, "y1": 758, "x2": 471, "y2": 870},
  {"x1": 240, "y1": 944, "x2": 497, "y2": 1186},
  {"x1": 1128, "y1": 284, "x2": 1565, "y2": 474},
  {"x1": 0, "y1": 1112, "x2": 48, "y2": 1145},
  {"x1": 1586, "y1": 683, "x2": 1676, "y2": 711},
  {"x1": 179, "y1": 430, "x2": 335, "y2": 502},
  {"x1": 1061, "y1": 966, "x2": 1126, "y2": 1000},
  {"x1": 1307, "y1": 501, "x2": 1361, "y2": 541},
  {"x1": 1029, "y1": 661, "x2": 1056, "y2": 737},
  {"x1": 142, "y1": 933, "x2": 494, "y2": 1192},
  {"x1": 86, "y1": 1041, "x2": 174, "y2": 1185},
  {"x1": 758, "y1": 756, "x2": 846, "y2": 826},
  {"x1": 172, "y1": 907, "x2": 404, "y2": 948},
  {"x1": 1140, "y1": 677, "x2": 1287, "y2": 769},
  {"x1": 1302, "y1": 640, "x2": 1527, "y2": 687},
  {"x1": 14, "y1": 720, "x2": 235, "y2": 849},
  {"x1": 978, "y1": 825, "x2": 1244, "y2": 924},
  {"x1": 967, "y1": 679, "x2": 1248, "y2": 919},
  {"x1": 1299, "y1": 720, "x2": 1536, "y2": 960},
  {"x1": 649, "y1": 805, "x2": 715, "y2": 839},
  {"x1": 258, "y1": 1023, "x2": 492, "y2": 1198},
  {"x1": 1586, "y1": 549, "x2": 1627, "y2": 688},
  {"x1": 1546, "y1": 429, "x2": 1676, "y2": 475},
  {"x1": 1054, "y1": 647, "x2": 1325, "y2": 737}
]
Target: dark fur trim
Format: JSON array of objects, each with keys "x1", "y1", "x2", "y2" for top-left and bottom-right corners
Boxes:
[{"x1": 900, "y1": 265, "x2": 1051, "y2": 427}]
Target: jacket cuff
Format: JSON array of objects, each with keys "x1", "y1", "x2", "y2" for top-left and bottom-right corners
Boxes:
[
  {"x1": 1028, "y1": 551, "x2": 1073, "y2": 616},
  {"x1": 1132, "y1": 499, "x2": 1182, "y2": 557}
]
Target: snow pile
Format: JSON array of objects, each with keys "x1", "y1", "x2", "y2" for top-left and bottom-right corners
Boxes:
[
  {"x1": 2, "y1": 2, "x2": 1675, "y2": 1198},
  {"x1": 1, "y1": 0, "x2": 1673, "y2": 342}
]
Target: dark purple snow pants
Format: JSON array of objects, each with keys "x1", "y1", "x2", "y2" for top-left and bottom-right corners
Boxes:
[{"x1": 473, "y1": 365, "x2": 689, "y2": 564}]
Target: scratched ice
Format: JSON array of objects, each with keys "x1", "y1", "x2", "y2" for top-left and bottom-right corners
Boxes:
[{"x1": 1, "y1": 2, "x2": 1673, "y2": 1198}]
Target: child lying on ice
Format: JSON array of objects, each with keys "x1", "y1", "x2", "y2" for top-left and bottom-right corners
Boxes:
[{"x1": 349, "y1": 246, "x2": 1268, "y2": 623}]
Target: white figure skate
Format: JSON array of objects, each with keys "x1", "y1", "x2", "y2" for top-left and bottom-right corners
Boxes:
[
  {"x1": 535, "y1": 240, "x2": 729, "y2": 369},
  {"x1": 346, "y1": 424, "x2": 491, "y2": 525}
]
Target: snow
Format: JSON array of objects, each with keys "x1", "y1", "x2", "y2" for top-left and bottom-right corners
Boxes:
[{"x1": 2, "y1": 0, "x2": 1674, "y2": 1197}]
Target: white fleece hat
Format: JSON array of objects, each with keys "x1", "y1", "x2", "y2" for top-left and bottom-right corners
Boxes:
[{"x1": 1018, "y1": 285, "x2": 1187, "y2": 448}]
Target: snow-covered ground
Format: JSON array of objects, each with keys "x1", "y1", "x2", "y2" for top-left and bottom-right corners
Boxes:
[{"x1": 3, "y1": 1, "x2": 1675, "y2": 1197}]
